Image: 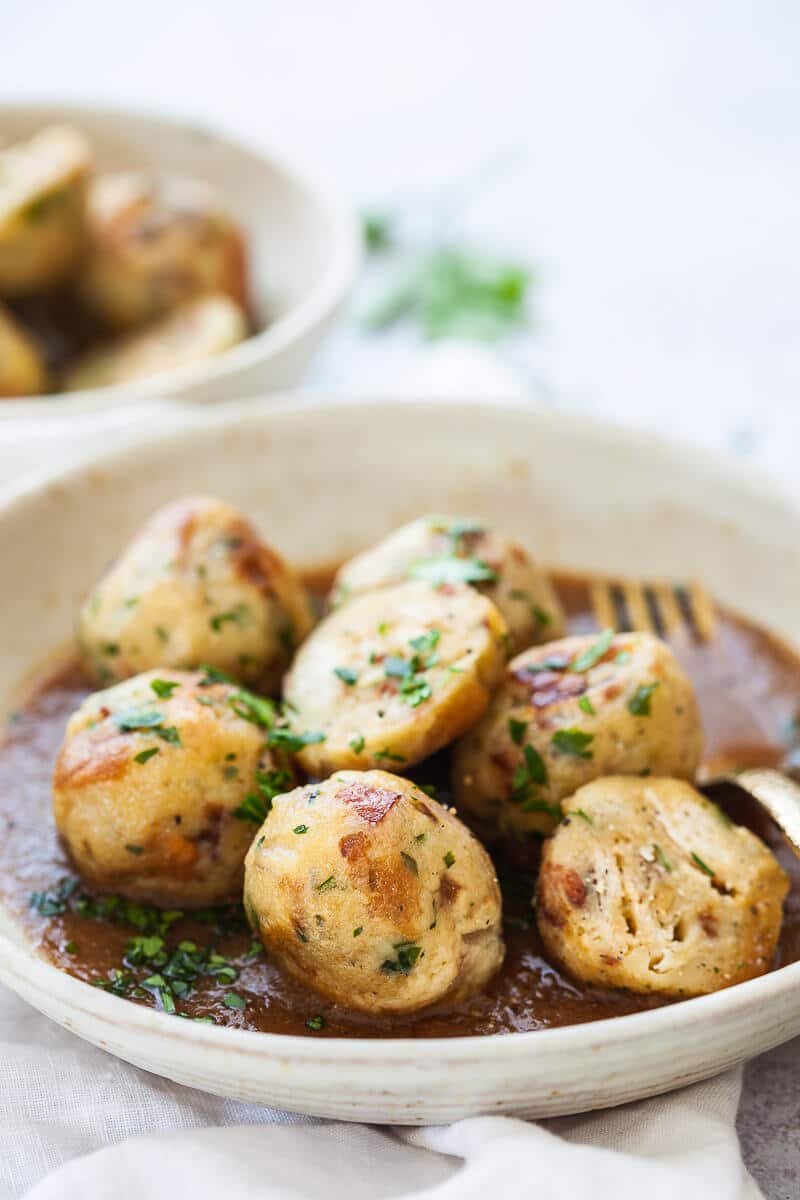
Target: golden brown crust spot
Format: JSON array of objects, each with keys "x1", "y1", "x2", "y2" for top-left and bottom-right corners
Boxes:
[
  {"x1": 439, "y1": 873, "x2": 462, "y2": 906},
  {"x1": 339, "y1": 831, "x2": 369, "y2": 860},
  {"x1": 227, "y1": 519, "x2": 284, "y2": 596},
  {"x1": 337, "y1": 781, "x2": 403, "y2": 825},
  {"x1": 53, "y1": 727, "x2": 131, "y2": 789},
  {"x1": 537, "y1": 862, "x2": 586, "y2": 925}
]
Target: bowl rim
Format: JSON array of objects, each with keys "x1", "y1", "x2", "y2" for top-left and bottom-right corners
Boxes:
[
  {"x1": 2, "y1": 392, "x2": 800, "y2": 1061},
  {"x1": 0, "y1": 100, "x2": 362, "y2": 419}
]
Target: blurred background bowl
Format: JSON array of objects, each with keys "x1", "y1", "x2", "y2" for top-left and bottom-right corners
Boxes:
[{"x1": 0, "y1": 103, "x2": 361, "y2": 419}]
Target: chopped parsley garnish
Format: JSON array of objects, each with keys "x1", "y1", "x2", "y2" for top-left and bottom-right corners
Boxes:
[
  {"x1": 102, "y1": 643, "x2": 120, "y2": 657},
  {"x1": 384, "y1": 655, "x2": 411, "y2": 679},
  {"x1": 125, "y1": 844, "x2": 144, "y2": 855},
  {"x1": 155, "y1": 625, "x2": 170, "y2": 643},
  {"x1": 409, "y1": 628, "x2": 441, "y2": 656},
  {"x1": 293, "y1": 825, "x2": 309, "y2": 835},
  {"x1": 578, "y1": 695, "x2": 596, "y2": 715},
  {"x1": 551, "y1": 728, "x2": 594, "y2": 759},
  {"x1": 316, "y1": 876, "x2": 336, "y2": 893},
  {"x1": 524, "y1": 655, "x2": 570, "y2": 674},
  {"x1": 374, "y1": 748, "x2": 406, "y2": 763},
  {"x1": 381, "y1": 942, "x2": 423, "y2": 975},
  {"x1": 532, "y1": 605, "x2": 551, "y2": 626},
  {"x1": 334, "y1": 666, "x2": 358, "y2": 686},
  {"x1": 266, "y1": 726, "x2": 326, "y2": 753},
  {"x1": 306, "y1": 1014, "x2": 326, "y2": 1031},
  {"x1": 115, "y1": 709, "x2": 163, "y2": 731},
  {"x1": 227, "y1": 689, "x2": 276, "y2": 728},
  {"x1": 233, "y1": 768, "x2": 293, "y2": 824},
  {"x1": 628, "y1": 683, "x2": 659, "y2": 716},
  {"x1": 223, "y1": 992, "x2": 246, "y2": 1010},
  {"x1": 574, "y1": 809, "x2": 594, "y2": 826},
  {"x1": 443, "y1": 850, "x2": 456, "y2": 869},
  {"x1": 569, "y1": 630, "x2": 614, "y2": 673},
  {"x1": 691, "y1": 852, "x2": 715, "y2": 878},
  {"x1": 30, "y1": 876, "x2": 79, "y2": 917},
  {"x1": 409, "y1": 555, "x2": 498, "y2": 586},
  {"x1": 399, "y1": 676, "x2": 432, "y2": 707},
  {"x1": 150, "y1": 678, "x2": 179, "y2": 699},
  {"x1": 210, "y1": 605, "x2": 248, "y2": 632},
  {"x1": 511, "y1": 743, "x2": 549, "y2": 801},
  {"x1": 508, "y1": 717, "x2": 527, "y2": 745},
  {"x1": 353, "y1": 926, "x2": 363, "y2": 938},
  {"x1": 654, "y1": 844, "x2": 672, "y2": 872},
  {"x1": 349, "y1": 734, "x2": 365, "y2": 754},
  {"x1": 134, "y1": 747, "x2": 160, "y2": 765},
  {"x1": 199, "y1": 663, "x2": 235, "y2": 685},
  {"x1": 400, "y1": 852, "x2": 418, "y2": 875},
  {"x1": 115, "y1": 709, "x2": 182, "y2": 746}
]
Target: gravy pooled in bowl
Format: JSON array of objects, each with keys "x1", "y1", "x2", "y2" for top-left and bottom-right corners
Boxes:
[{"x1": 2, "y1": 568, "x2": 800, "y2": 1038}]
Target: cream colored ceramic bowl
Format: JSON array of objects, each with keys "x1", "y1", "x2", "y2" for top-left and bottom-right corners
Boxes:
[
  {"x1": 0, "y1": 105, "x2": 360, "y2": 418},
  {"x1": 1, "y1": 397, "x2": 799, "y2": 1123}
]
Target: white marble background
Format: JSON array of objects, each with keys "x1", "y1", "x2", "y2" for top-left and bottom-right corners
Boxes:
[{"x1": 1, "y1": 2, "x2": 799, "y2": 1195}]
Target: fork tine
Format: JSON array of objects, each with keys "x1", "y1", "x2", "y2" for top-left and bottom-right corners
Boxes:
[
  {"x1": 686, "y1": 579, "x2": 716, "y2": 642},
  {"x1": 589, "y1": 575, "x2": 715, "y2": 646},
  {"x1": 590, "y1": 579, "x2": 617, "y2": 631},
  {"x1": 651, "y1": 584, "x2": 684, "y2": 637},
  {"x1": 622, "y1": 581, "x2": 655, "y2": 635}
]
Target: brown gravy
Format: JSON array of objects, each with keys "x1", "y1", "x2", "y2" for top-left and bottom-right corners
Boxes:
[{"x1": 2, "y1": 570, "x2": 800, "y2": 1038}]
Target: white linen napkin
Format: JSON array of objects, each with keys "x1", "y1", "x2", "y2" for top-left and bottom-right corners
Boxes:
[
  {"x1": 0, "y1": 346, "x2": 765, "y2": 1199},
  {"x1": 0, "y1": 974, "x2": 761, "y2": 1199}
]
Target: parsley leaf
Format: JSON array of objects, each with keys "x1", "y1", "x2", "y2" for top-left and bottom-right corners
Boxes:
[
  {"x1": 381, "y1": 942, "x2": 423, "y2": 975},
  {"x1": 551, "y1": 728, "x2": 594, "y2": 759},
  {"x1": 150, "y1": 678, "x2": 179, "y2": 699},
  {"x1": 409, "y1": 555, "x2": 498, "y2": 586},
  {"x1": 570, "y1": 630, "x2": 614, "y2": 673},
  {"x1": 628, "y1": 682, "x2": 659, "y2": 717},
  {"x1": 508, "y1": 717, "x2": 527, "y2": 745},
  {"x1": 364, "y1": 248, "x2": 531, "y2": 342}
]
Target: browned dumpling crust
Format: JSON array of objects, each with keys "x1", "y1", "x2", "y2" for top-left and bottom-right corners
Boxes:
[
  {"x1": 331, "y1": 515, "x2": 565, "y2": 653},
  {"x1": 283, "y1": 580, "x2": 509, "y2": 775},
  {"x1": 52, "y1": 669, "x2": 295, "y2": 907},
  {"x1": 244, "y1": 770, "x2": 504, "y2": 1014},
  {"x1": 0, "y1": 302, "x2": 48, "y2": 396},
  {"x1": 77, "y1": 496, "x2": 315, "y2": 692},
  {"x1": 537, "y1": 776, "x2": 789, "y2": 996},
  {"x1": 63, "y1": 292, "x2": 247, "y2": 391},
  {"x1": 78, "y1": 170, "x2": 249, "y2": 330},
  {"x1": 452, "y1": 630, "x2": 703, "y2": 837},
  {"x1": 0, "y1": 125, "x2": 90, "y2": 295}
]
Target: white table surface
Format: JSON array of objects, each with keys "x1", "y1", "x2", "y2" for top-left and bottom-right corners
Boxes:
[{"x1": 1, "y1": 2, "x2": 799, "y2": 1195}]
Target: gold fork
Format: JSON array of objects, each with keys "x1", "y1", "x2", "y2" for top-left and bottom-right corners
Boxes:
[
  {"x1": 588, "y1": 573, "x2": 800, "y2": 856},
  {"x1": 589, "y1": 575, "x2": 716, "y2": 643}
]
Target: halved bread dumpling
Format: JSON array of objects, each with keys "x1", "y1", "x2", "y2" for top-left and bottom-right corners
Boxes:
[
  {"x1": 63, "y1": 292, "x2": 247, "y2": 391},
  {"x1": 0, "y1": 125, "x2": 90, "y2": 295},
  {"x1": 0, "y1": 302, "x2": 48, "y2": 396},
  {"x1": 283, "y1": 580, "x2": 509, "y2": 775},
  {"x1": 332, "y1": 514, "x2": 565, "y2": 653},
  {"x1": 537, "y1": 776, "x2": 789, "y2": 996}
]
